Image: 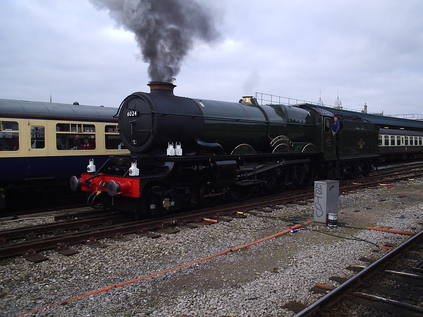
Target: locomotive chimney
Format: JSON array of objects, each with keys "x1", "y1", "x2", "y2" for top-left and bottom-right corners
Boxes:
[{"x1": 148, "y1": 81, "x2": 176, "y2": 96}]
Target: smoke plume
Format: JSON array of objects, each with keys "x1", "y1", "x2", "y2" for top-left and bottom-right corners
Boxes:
[{"x1": 91, "y1": 0, "x2": 220, "y2": 82}]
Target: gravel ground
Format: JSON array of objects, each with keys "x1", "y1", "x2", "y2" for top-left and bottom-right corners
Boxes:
[{"x1": 1, "y1": 178, "x2": 422, "y2": 317}]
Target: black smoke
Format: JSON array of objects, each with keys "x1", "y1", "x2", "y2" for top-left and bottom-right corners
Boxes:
[{"x1": 91, "y1": 0, "x2": 220, "y2": 82}]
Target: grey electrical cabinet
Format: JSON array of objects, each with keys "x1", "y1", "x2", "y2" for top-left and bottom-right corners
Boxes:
[{"x1": 313, "y1": 180, "x2": 339, "y2": 223}]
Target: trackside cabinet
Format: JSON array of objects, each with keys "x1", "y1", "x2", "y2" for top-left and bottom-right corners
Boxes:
[{"x1": 313, "y1": 180, "x2": 339, "y2": 223}]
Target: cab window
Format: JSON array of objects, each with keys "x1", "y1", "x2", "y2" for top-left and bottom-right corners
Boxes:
[
  {"x1": 56, "y1": 123, "x2": 96, "y2": 150},
  {"x1": 0, "y1": 121, "x2": 19, "y2": 151},
  {"x1": 105, "y1": 125, "x2": 126, "y2": 150},
  {"x1": 31, "y1": 126, "x2": 45, "y2": 149},
  {"x1": 324, "y1": 118, "x2": 331, "y2": 132}
]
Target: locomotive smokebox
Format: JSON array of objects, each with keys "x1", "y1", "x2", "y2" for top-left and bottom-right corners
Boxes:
[
  {"x1": 118, "y1": 81, "x2": 203, "y2": 154},
  {"x1": 148, "y1": 81, "x2": 176, "y2": 96}
]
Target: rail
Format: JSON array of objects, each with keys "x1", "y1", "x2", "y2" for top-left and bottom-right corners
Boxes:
[{"x1": 294, "y1": 229, "x2": 423, "y2": 316}]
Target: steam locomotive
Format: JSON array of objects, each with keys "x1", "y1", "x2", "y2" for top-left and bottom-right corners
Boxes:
[{"x1": 70, "y1": 82, "x2": 423, "y2": 215}]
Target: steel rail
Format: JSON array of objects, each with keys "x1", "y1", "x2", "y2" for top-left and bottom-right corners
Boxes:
[
  {"x1": 294, "y1": 229, "x2": 423, "y2": 316},
  {"x1": 0, "y1": 214, "x2": 122, "y2": 242}
]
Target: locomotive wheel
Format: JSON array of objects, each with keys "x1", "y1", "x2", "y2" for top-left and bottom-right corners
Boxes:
[
  {"x1": 362, "y1": 161, "x2": 371, "y2": 176},
  {"x1": 263, "y1": 170, "x2": 281, "y2": 193},
  {"x1": 189, "y1": 184, "x2": 203, "y2": 207},
  {"x1": 280, "y1": 167, "x2": 291, "y2": 186},
  {"x1": 353, "y1": 162, "x2": 365, "y2": 178},
  {"x1": 228, "y1": 186, "x2": 254, "y2": 202},
  {"x1": 325, "y1": 162, "x2": 339, "y2": 179},
  {"x1": 143, "y1": 183, "x2": 174, "y2": 214},
  {"x1": 229, "y1": 187, "x2": 243, "y2": 202},
  {"x1": 291, "y1": 164, "x2": 309, "y2": 186},
  {"x1": 132, "y1": 203, "x2": 148, "y2": 220}
]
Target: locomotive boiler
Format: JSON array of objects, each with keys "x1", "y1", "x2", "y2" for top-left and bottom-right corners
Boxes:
[{"x1": 118, "y1": 82, "x2": 316, "y2": 155}]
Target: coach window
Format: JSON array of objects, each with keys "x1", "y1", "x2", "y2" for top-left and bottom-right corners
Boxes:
[
  {"x1": 381, "y1": 135, "x2": 386, "y2": 146},
  {"x1": 0, "y1": 121, "x2": 19, "y2": 151},
  {"x1": 396, "y1": 136, "x2": 400, "y2": 146},
  {"x1": 31, "y1": 126, "x2": 45, "y2": 149},
  {"x1": 105, "y1": 125, "x2": 126, "y2": 150},
  {"x1": 390, "y1": 136, "x2": 395, "y2": 146},
  {"x1": 56, "y1": 123, "x2": 96, "y2": 150},
  {"x1": 420, "y1": 137, "x2": 423, "y2": 146},
  {"x1": 378, "y1": 135, "x2": 382, "y2": 146},
  {"x1": 405, "y1": 136, "x2": 409, "y2": 146}
]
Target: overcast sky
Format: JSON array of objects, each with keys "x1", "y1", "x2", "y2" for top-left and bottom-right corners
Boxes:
[{"x1": 1, "y1": 0, "x2": 422, "y2": 116}]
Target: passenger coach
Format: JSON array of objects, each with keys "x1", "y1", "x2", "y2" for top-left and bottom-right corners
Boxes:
[{"x1": 0, "y1": 98, "x2": 128, "y2": 209}]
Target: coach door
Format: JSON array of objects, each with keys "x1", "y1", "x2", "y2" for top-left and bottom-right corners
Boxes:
[
  {"x1": 27, "y1": 121, "x2": 46, "y2": 156},
  {"x1": 322, "y1": 116, "x2": 336, "y2": 160},
  {"x1": 26, "y1": 120, "x2": 49, "y2": 179}
]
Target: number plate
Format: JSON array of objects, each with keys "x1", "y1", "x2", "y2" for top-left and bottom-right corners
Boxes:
[{"x1": 126, "y1": 110, "x2": 139, "y2": 117}]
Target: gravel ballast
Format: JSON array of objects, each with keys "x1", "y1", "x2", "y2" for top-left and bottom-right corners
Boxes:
[{"x1": 1, "y1": 178, "x2": 422, "y2": 316}]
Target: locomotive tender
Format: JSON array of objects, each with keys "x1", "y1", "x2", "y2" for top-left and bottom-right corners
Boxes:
[{"x1": 72, "y1": 82, "x2": 394, "y2": 215}]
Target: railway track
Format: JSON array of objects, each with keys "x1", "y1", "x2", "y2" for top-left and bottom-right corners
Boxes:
[
  {"x1": 295, "y1": 230, "x2": 423, "y2": 317},
  {"x1": 2, "y1": 188, "x2": 86, "y2": 216},
  {"x1": 0, "y1": 192, "x2": 309, "y2": 261},
  {"x1": 1, "y1": 163, "x2": 423, "y2": 262}
]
